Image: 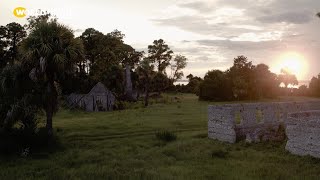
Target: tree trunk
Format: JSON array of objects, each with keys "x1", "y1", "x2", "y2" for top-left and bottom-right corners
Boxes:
[
  {"x1": 144, "y1": 79, "x2": 150, "y2": 107},
  {"x1": 10, "y1": 35, "x2": 17, "y2": 65},
  {"x1": 285, "y1": 84, "x2": 289, "y2": 97},
  {"x1": 46, "y1": 105, "x2": 53, "y2": 137},
  {"x1": 45, "y1": 80, "x2": 56, "y2": 137},
  {"x1": 125, "y1": 63, "x2": 134, "y2": 101},
  {"x1": 158, "y1": 60, "x2": 161, "y2": 72}
]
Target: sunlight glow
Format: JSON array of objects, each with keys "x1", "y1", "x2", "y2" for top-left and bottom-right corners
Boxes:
[{"x1": 273, "y1": 52, "x2": 307, "y2": 80}]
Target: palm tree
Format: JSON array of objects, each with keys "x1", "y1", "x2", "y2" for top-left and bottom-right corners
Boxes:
[{"x1": 20, "y1": 20, "x2": 83, "y2": 136}]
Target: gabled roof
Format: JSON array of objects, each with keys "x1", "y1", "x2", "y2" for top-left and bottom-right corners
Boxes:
[{"x1": 88, "y1": 82, "x2": 113, "y2": 95}]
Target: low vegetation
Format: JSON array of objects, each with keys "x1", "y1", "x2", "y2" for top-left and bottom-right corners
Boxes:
[
  {"x1": 0, "y1": 94, "x2": 320, "y2": 179},
  {"x1": 155, "y1": 130, "x2": 177, "y2": 142}
]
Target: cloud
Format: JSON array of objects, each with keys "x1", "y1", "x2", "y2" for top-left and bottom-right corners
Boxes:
[
  {"x1": 178, "y1": 1, "x2": 214, "y2": 13},
  {"x1": 256, "y1": 11, "x2": 313, "y2": 24},
  {"x1": 196, "y1": 39, "x2": 285, "y2": 51},
  {"x1": 153, "y1": 15, "x2": 261, "y2": 36},
  {"x1": 150, "y1": 0, "x2": 320, "y2": 79}
]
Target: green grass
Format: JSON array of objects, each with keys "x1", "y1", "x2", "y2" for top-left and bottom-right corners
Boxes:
[{"x1": 1, "y1": 94, "x2": 320, "y2": 179}]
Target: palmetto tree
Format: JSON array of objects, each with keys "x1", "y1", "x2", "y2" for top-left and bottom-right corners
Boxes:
[{"x1": 20, "y1": 20, "x2": 83, "y2": 136}]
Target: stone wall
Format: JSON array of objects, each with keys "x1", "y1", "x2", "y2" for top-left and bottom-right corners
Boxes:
[
  {"x1": 286, "y1": 111, "x2": 320, "y2": 158},
  {"x1": 208, "y1": 101, "x2": 320, "y2": 143}
]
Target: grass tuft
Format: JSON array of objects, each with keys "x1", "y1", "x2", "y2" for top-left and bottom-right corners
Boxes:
[
  {"x1": 155, "y1": 130, "x2": 177, "y2": 142},
  {"x1": 211, "y1": 149, "x2": 229, "y2": 159}
]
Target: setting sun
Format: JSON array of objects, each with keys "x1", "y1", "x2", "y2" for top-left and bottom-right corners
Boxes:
[{"x1": 273, "y1": 52, "x2": 308, "y2": 80}]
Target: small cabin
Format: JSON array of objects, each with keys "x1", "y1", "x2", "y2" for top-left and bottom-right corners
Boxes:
[{"x1": 66, "y1": 82, "x2": 116, "y2": 112}]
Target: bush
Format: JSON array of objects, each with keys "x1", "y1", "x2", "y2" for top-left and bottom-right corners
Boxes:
[
  {"x1": 199, "y1": 70, "x2": 233, "y2": 101},
  {"x1": 113, "y1": 100, "x2": 129, "y2": 110},
  {"x1": 155, "y1": 130, "x2": 177, "y2": 142},
  {"x1": 0, "y1": 127, "x2": 61, "y2": 156},
  {"x1": 211, "y1": 149, "x2": 229, "y2": 159}
]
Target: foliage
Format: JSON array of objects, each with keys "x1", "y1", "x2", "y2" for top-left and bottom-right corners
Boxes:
[
  {"x1": 309, "y1": 74, "x2": 320, "y2": 97},
  {"x1": 99, "y1": 64, "x2": 125, "y2": 96},
  {"x1": 175, "y1": 74, "x2": 203, "y2": 94},
  {"x1": 136, "y1": 58, "x2": 155, "y2": 106},
  {"x1": 0, "y1": 64, "x2": 45, "y2": 154},
  {"x1": 1, "y1": 94, "x2": 320, "y2": 179},
  {"x1": 4, "y1": 23, "x2": 27, "y2": 64},
  {"x1": 227, "y1": 56, "x2": 255, "y2": 100},
  {"x1": 170, "y1": 55, "x2": 187, "y2": 82},
  {"x1": 79, "y1": 28, "x2": 144, "y2": 99},
  {"x1": 199, "y1": 70, "x2": 233, "y2": 101},
  {"x1": 199, "y1": 56, "x2": 283, "y2": 101},
  {"x1": 0, "y1": 65, "x2": 40, "y2": 129},
  {"x1": 79, "y1": 28, "x2": 105, "y2": 69},
  {"x1": 152, "y1": 72, "x2": 170, "y2": 94},
  {"x1": 0, "y1": 22, "x2": 26, "y2": 68},
  {"x1": 155, "y1": 130, "x2": 177, "y2": 142},
  {"x1": 211, "y1": 149, "x2": 229, "y2": 159},
  {"x1": 148, "y1": 39, "x2": 173, "y2": 73},
  {"x1": 254, "y1": 64, "x2": 279, "y2": 98},
  {"x1": 278, "y1": 68, "x2": 298, "y2": 88},
  {"x1": 20, "y1": 18, "x2": 83, "y2": 136}
]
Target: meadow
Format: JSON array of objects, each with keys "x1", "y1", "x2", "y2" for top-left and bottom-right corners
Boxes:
[{"x1": 1, "y1": 94, "x2": 320, "y2": 179}]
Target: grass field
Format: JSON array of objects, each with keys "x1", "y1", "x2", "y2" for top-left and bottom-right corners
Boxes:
[{"x1": 1, "y1": 94, "x2": 320, "y2": 179}]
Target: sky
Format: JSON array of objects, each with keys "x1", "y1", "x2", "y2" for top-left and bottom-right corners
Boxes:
[{"x1": 1, "y1": 0, "x2": 320, "y2": 81}]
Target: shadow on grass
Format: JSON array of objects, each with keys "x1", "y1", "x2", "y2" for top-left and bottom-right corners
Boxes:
[{"x1": 0, "y1": 127, "x2": 65, "y2": 159}]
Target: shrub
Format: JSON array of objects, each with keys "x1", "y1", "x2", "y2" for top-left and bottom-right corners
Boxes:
[
  {"x1": 199, "y1": 70, "x2": 233, "y2": 101},
  {"x1": 155, "y1": 130, "x2": 177, "y2": 142},
  {"x1": 211, "y1": 149, "x2": 229, "y2": 159},
  {"x1": 113, "y1": 100, "x2": 129, "y2": 110},
  {"x1": 0, "y1": 127, "x2": 61, "y2": 155}
]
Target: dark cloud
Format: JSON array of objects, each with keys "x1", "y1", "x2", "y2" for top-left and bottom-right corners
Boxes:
[
  {"x1": 196, "y1": 39, "x2": 285, "y2": 51},
  {"x1": 256, "y1": 11, "x2": 313, "y2": 24},
  {"x1": 153, "y1": 16, "x2": 257, "y2": 36}
]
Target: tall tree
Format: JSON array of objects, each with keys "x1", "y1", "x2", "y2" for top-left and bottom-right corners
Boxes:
[
  {"x1": 309, "y1": 74, "x2": 320, "y2": 97},
  {"x1": 199, "y1": 70, "x2": 233, "y2": 101},
  {"x1": 137, "y1": 58, "x2": 154, "y2": 107},
  {"x1": 148, "y1": 39, "x2": 173, "y2": 73},
  {"x1": 107, "y1": 29, "x2": 125, "y2": 42},
  {"x1": 26, "y1": 13, "x2": 56, "y2": 30},
  {"x1": 254, "y1": 64, "x2": 279, "y2": 98},
  {"x1": 278, "y1": 68, "x2": 298, "y2": 96},
  {"x1": 21, "y1": 20, "x2": 83, "y2": 136},
  {"x1": 119, "y1": 44, "x2": 143, "y2": 100},
  {"x1": 170, "y1": 55, "x2": 187, "y2": 82},
  {"x1": 227, "y1": 56, "x2": 255, "y2": 100},
  {"x1": 80, "y1": 28, "x2": 104, "y2": 69},
  {"x1": 5, "y1": 23, "x2": 26, "y2": 65},
  {"x1": 0, "y1": 26, "x2": 7, "y2": 69},
  {"x1": 186, "y1": 74, "x2": 194, "y2": 81}
]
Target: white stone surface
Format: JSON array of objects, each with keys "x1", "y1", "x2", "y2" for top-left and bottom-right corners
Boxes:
[
  {"x1": 286, "y1": 111, "x2": 320, "y2": 158},
  {"x1": 208, "y1": 101, "x2": 320, "y2": 144}
]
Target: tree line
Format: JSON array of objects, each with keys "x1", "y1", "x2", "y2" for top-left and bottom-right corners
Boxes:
[
  {"x1": 0, "y1": 14, "x2": 187, "y2": 148},
  {"x1": 179, "y1": 55, "x2": 320, "y2": 101}
]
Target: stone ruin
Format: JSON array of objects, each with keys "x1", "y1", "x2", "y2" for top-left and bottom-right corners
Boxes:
[
  {"x1": 208, "y1": 101, "x2": 320, "y2": 158},
  {"x1": 286, "y1": 111, "x2": 320, "y2": 158},
  {"x1": 66, "y1": 82, "x2": 116, "y2": 112}
]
